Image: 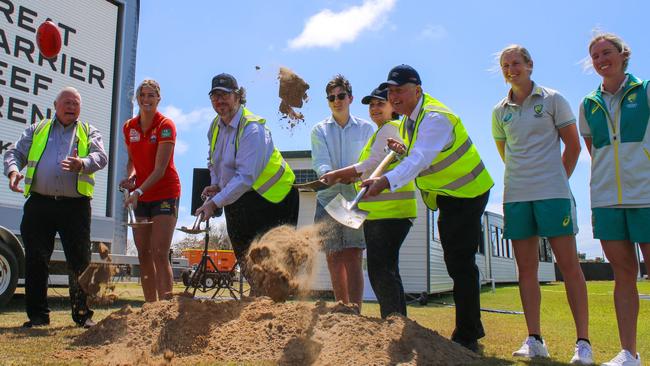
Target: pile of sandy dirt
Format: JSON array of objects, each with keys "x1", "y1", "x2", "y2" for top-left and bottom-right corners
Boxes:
[
  {"x1": 278, "y1": 67, "x2": 309, "y2": 127},
  {"x1": 247, "y1": 225, "x2": 321, "y2": 302},
  {"x1": 67, "y1": 296, "x2": 480, "y2": 365},
  {"x1": 78, "y1": 243, "x2": 118, "y2": 306}
]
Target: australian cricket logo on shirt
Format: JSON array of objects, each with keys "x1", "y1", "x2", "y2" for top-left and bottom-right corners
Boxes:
[
  {"x1": 562, "y1": 215, "x2": 571, "y2": 227},
  {"x1": 534, "y1": 104, "x2": 544, "y2": 117},
  {"x1": 626, "y1": 92, "x2": 638, "y2": 108}
]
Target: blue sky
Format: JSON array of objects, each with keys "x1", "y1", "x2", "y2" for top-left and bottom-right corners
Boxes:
[{"x1": 134, "y1": 0, "x2": 650, "y2": 258}]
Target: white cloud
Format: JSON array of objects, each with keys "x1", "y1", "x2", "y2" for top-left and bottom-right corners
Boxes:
[
  {"x1": 418, "y1": 24, "x2": 447, "y2": 41},
  {"x1": 160, "y1": 105, "x2": 214, "y2": 131},
  {"x1": 288, "y1": 0, "x2": 396, "y2": 50}
]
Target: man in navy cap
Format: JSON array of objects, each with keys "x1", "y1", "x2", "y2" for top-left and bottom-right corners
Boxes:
[
  {"x1": 196, "y1": 73, "x2": 299, "y2": 293},
  {"x1": 362, "y1": 65, "x2": 494, "y2": 352}
]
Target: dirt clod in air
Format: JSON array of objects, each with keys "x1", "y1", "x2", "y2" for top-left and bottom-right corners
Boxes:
[
  {"x1": 98, "y1": 243, "x2": 110, "y2": 260},
  {"x1": 78, "y1": 243, "x2": 118, "y2": 306},
  {"x1": 247, "y1": 225, "x2": 321, "y2": 302},
  {"x1": 67, "y1": 296, "x2": 480, "y2": 365},
  {"x1": 278, "y1": 67, "x2": 309, "y2": 128}
]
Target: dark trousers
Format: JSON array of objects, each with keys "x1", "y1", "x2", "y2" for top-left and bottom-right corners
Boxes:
[
  {"x1": 224, "y1": 187, "x2": 299, "y2": 274},
  {"x1": 437, "y1": 190, "x2": 490, "y2": 342},
  {"x1": 364, "y1": 218, "x2": 412, "y2": 318},
  {"x1": 20, "y1": 193, "x2": 94, "y2": 325}
]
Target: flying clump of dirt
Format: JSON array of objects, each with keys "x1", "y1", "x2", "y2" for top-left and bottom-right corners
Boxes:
[
  {"x1": 78, "y1": 243, "x2": 118, "y2": 306},
  {"x1": 67, "y1": 296, "x2": 481, "y2": 365},
  {"x1": 247, "y1": 225, "x2": 322, "y2": 302},
  {"x1": 278, "y1": 66, "x2": 309, "y2": 128}
]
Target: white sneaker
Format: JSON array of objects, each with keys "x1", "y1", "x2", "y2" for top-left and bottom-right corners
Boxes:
[
  {"x1": 571, "y1": 340, "x2": 594, "y2": 364},
  {"x1": 601, "y1": 350, "x2": 641, "y2": 366},
  {"x1": 512, "y1": 336, "x2": 550, "y2": 358}
]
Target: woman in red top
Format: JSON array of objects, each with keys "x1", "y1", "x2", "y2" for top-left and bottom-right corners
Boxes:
[{"x1": 120, "y1": 79, "x2": 181, "y2": 301}]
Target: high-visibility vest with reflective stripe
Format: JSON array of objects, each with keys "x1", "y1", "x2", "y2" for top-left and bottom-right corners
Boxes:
[
  {"x1": 403, "y1": 94, "x2": 493, "y2": 209},
  {"x1": 24, "y1": 119, "x2": 95, "y2": 197},
  {"x1": 209, "y1": 107, "x2": 295, "y2": 203},
  {"x1": 354, "y1": 120, "x2": 417, "y2": 220}
]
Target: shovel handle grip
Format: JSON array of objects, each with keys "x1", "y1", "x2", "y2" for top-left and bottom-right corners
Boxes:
[{"x1": 349, "y1": 151, "x2": 397, "y2": 208}]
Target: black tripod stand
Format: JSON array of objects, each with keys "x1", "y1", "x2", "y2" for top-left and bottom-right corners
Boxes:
[
  {"x1": 181, "y1": 168, "x2": 249, "y2": 300},
  {"x1": 182, "y1": 218, "x2": 245, "y2": 300}
]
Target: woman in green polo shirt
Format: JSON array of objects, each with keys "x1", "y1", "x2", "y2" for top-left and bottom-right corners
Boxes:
[
  {"x1": 579, "y1": 33, "x2": 647, "y2": 366},
  {"x1": 492, "y1": 44, "x2": 591, "y2": 364}
]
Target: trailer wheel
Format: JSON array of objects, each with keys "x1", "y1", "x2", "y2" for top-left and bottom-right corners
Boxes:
[
  {"x1": 181, "y1": 270, "x2": 191, "y2": 287},
  {"x1": 0, "y1": 241, "x2": 19, "y2": 307}
]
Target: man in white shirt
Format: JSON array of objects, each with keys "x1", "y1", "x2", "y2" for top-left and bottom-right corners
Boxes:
[
  {"x1": 363, "y1": 65, "x2": 493, "y2": 352},
  {"x1": 311, "y1": 75, "x2": 374, "y2": 310}
]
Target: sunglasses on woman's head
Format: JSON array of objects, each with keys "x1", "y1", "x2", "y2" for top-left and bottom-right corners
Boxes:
[{"x1": 327, "y1": 92, "x2": 348, "y2": 102}]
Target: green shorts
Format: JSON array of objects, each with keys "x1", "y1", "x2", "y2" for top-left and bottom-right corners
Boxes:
[
  {"x1": 503, "y1": 198, "x2": 577, "y2": 240},
  {"x1": 592, "y1": 207, "x2": 650, "y2": 243}
]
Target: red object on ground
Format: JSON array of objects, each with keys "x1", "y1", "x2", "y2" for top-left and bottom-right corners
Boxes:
[
  {"x1": 182, "y1": 249, "x2": 237, "y2": 272},
  {"x1": 36, "y1": 20, "x2": 62, "y2": 59}
]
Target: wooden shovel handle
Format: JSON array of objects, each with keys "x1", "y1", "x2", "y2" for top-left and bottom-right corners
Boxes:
[{"x1": 368, "y1": 151, "x2": 397, "y2": 179}]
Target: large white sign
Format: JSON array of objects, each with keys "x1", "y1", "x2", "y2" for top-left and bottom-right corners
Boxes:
[{"x1": 0, "y1": 0, "x2": 119, "y2": 216}]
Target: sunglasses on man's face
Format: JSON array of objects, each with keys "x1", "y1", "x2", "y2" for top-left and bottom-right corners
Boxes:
[
  {"x1": 327, "y1": 92, "x2": 348, "y2": 102},
  {"x1": 210, "y1": 92, "x2": 232, "y2": 101}
]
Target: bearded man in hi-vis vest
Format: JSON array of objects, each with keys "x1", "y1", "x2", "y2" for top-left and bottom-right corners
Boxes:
[
  {"x1": 195, "y1": 73, "x2": 299, "y2": 293},
  {"x1": 362, "y1": 65, "x2": 494, "y2": 353},
  {"x1": 4, "y1": 87, "x2": 108, "y2": 329}
]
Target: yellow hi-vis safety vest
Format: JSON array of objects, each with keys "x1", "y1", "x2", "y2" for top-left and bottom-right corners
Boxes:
[
  {"x1": 24, "y1": 119, "x2": 95, "y2": 197},
  {"x1": 209, "y1": 107, "x2": 295, "y2": 203},
  {"x1": 402, "y1": 93, "x2": 493, "y2": 210},
  {"x1": 354, "y1": 120, "x2": 417, "y2": 220}
]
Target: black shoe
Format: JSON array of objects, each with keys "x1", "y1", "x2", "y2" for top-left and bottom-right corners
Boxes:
[
  {"x1": 22, "y1": 319, "x2": 50, "y2": 328},
  {"x1": 452, "y1": 336, "x2": 480, "y2": 353}
]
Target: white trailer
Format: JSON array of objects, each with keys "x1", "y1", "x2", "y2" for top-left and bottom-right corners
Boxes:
[
  {"x1": 0, "y1": 0, "x2": 140, "y2": 305},
  {"x1": 283, "y1": 151, "x2": 556, "y2": 299}
]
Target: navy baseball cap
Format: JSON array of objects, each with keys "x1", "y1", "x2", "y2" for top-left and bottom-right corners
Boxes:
[
  {"x1": 379, "y1": 64, "x2": 421, "y2": 89},
  {"x1": 361, "y1": 86, "x2": 388, "y2": 104},
  {"x1": 209, "y1": 73, "x2": 238, "y2": 95}
]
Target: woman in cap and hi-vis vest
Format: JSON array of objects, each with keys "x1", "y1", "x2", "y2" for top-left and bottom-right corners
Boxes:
[
  {"x1": 121, "y1": 79, "x2": 181, "y2": 302},
  {"x1": 195, "y1": 73, "x2": 299, "y2": 293},
  {"x1": 321, "y1": 86, "x2": 417, "y2": 318},
  {"x1": 579, "y1": 33, "x2": 648, "y2": 366},
  {"x1": 492, "y1": 45, "x2": 591, "y2": 364}
]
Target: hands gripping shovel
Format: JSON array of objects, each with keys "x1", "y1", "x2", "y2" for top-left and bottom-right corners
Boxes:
[
  {"x1": 119, "y1": 187, "x2": 153, "y2": 227},
  {"x1": 177, "y1": 196, "x2": 211, "y2": 234},
  {"x1": 324, "y1": 149, "x2": 399, "y2": 229}
]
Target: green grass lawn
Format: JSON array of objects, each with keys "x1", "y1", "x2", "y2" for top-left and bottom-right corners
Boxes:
[{"x1": 0, "y1": 281, "x2": 648, "y2": 365}]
